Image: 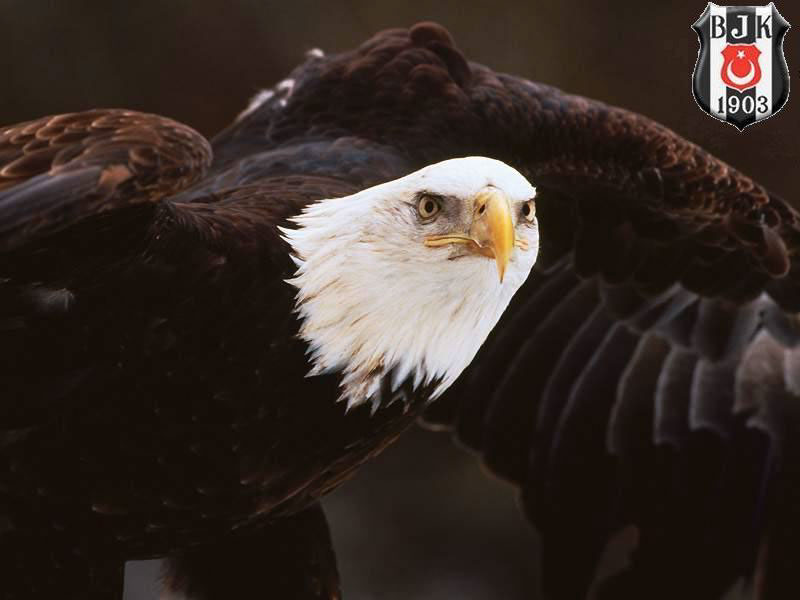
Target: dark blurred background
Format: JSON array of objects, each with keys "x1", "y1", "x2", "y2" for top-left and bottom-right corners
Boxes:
[{"x1": 1, "y1": 1, "x2": 797, "y2": 598}]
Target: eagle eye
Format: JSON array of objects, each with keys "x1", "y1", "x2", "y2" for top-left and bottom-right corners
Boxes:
[
  {"x1": 521, "y1": 200, "x2": 536, "y2": 222},
  {"x1": 417, "y1": 194, "x2": 442, "y2": 220}
]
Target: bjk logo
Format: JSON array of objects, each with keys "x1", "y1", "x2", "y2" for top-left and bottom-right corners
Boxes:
[{"x1": 692, "y1": 3, "x2": 790, "y2": 130}]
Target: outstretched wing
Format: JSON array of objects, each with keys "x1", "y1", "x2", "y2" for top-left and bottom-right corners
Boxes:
[
  {"x1": 287, "y1": 23, "x2": 800, "y2": 600},
  {"x1": 0, "y1": 109, "x2": 210, "y2": 424},
  {"x1": 425, "y1": 249, "x2": 799, "y2": 599},
  {"x1": 422, "y1": 75, "x2": 799, "y2": 600},
  {"x1": 0, "y1": 110, "x2": 363, "y2": 428}
]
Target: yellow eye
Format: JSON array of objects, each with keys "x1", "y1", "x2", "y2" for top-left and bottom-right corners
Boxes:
[
  {"x1": 417, "y1": 195, "x2": 441, "y2": 219},
  {"x1": 521, "y1": 200, "x2": 536, "y2": 222}
]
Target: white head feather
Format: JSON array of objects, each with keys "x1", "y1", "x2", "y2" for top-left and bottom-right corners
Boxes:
[{"x1": 281, "y1": 157, "x2": 538, "y2": 410}]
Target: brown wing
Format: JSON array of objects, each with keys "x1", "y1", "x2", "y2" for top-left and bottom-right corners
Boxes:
[
  {"x1": 0, "y1": 109, "x2": 212, "y2": 251},
  {"x1": 0, "y1": 173, "x2": 359, "y2": 428},
  {"x1": 418, "y1": 88, "x2": 799, "y2": 599}
]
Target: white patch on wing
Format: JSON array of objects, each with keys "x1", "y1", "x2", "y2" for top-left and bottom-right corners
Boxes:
[
  {"x1": 281, "y1": 157, "x2": 539, "y2": 410},
  {"x1": 235, "y1": 78, "x2": 296, "y2": 121},
  {"x1": 236, "y1": 89, "x2": 275, "y2": 122},
  {"x1": 276, "y1": 78, "x2": 295, "y2": 107},
  {"x1": 306, "y1": 47, "x2": 325, "y2": 59}
]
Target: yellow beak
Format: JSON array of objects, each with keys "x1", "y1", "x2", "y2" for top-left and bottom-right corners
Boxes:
[
  {"x1": 424, "y1": 187, "x2": 515, "y2": 283},
  {"x1": 469, "y1": 188, "x2": 515, "y2": 282}
]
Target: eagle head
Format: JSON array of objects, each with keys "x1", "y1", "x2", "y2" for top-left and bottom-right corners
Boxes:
[{"x1": 281, "y1": 157, "x2": 538, "y2": 410}]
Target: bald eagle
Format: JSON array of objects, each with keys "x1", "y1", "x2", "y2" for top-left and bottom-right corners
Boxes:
[{"x1": 1, "y1": 22, "x2": 798, "y2": 600}]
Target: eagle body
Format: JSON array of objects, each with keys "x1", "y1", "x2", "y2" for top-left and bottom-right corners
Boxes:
[{"x1": 2, "y1": 21, "x2": 800, "y2": 600}]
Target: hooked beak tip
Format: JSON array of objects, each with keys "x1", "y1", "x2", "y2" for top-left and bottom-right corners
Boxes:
[{"x1": 472, "y1": 188, "x2": 514, "y2": 283}]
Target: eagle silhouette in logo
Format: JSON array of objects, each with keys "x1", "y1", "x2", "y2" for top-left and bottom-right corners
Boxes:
[{"x1": 1, "y1": 22, "x2": 799, "y2": 600}]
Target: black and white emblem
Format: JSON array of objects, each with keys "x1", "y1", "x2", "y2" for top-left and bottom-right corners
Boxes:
[{"x1": 692, "y1": 2, "x2": 790, "y2": 130}]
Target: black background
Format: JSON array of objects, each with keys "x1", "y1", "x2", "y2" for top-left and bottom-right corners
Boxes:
[{"x1": 2, "y1": 1, "x2": 797, "y2": 598}]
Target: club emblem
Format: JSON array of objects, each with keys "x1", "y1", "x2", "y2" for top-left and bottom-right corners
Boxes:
[{"x1": 692, "y1": 3, "x2": 790, "y2": 130}]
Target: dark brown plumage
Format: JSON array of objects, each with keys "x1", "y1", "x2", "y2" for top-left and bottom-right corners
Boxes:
[{"x1": 1, "y1": 22, "x2": 798, "y2": 599}]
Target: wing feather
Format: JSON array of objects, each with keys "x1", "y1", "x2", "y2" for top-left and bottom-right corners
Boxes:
[
  {"x1": 480, "y1": 275, "x2": 597, "y2": 480},
  {"x1": 0, "y1": 109, "x2": 211, "y2": 251},
  {"x1": 0, "y1": 174, "x2": 357, "y2": 428}
]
